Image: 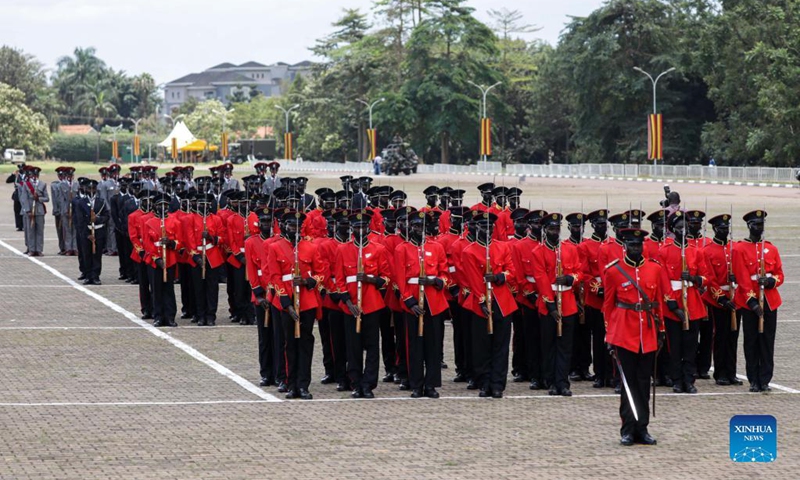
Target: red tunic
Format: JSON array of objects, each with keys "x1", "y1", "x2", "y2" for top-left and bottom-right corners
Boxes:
[
  {"x1": 333, "y1": 241, "x2": 392, "y2": 315},
  {"x1": 381, "y1": 233, "x2": 405, "y2": 312},
  {"x1": 302, "y1": 208, "x2": 327, "y2": 239},
  {"x1": 460, "y1": 240, "x2": 518, "y2": 318},
  {"x1": 393, "y1": 240, "x2": 450, "y2": 316},
  {"x1": 314, "y1": 236, "x2": 346, "y2": 311},
  {"x1": 702, "y1": 239, "x2": 736, "y2": 308},
  {"x1": 733, "y1": 239, "x2": 784, "y2": 310},
  {"x1": 511, "y1": 236, "x2": 541, "y2": 309},
  {"x1": 267, "y1": 236, "x2": 327, "y2": 315},
  {"x1": 603, "y1": 257, "x2": 665, "y2": 354},
  {"x1": 658, "y1": 242, "x2": 710, "y2": 321},
  {"x1": 531, "y1": 241, "x2": 583, "y2": 317},
  {"x1": 245, "y1": 234, "x2": 271, "y2": 303},
  {"x1": 142, "y1": 215, "x2": 182, "y2": 269},
  {"x1": 181, "y1": 213, "x2": 226, "y2": 269},
  {"x1": 127, "y1": 209, "x2": 146, "y2": 264},
  {"x1": 643, "y1": 235, "x2": 665, "y2": 262},
  {"x1": 578, "y1": 235, "x2": 605, "y2": 310},
  {"x1": 367, "y1": 206, "x2": 385, "y2": 235},
  {"x1": 225, "y1": 213, "x2": 248, "y2": 268}
]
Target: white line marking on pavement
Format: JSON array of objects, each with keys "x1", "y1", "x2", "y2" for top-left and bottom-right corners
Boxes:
[
  {"x1": 0, "y1": 239, "x2": 282, "y2": 403},
  {"x1": 0, "y1": 400, "x2": 268, "y2": 407},
  {"x1": 0, "y1": 325, "x2": 264, "y2": 330},
  {"x1": 734, "y1": 375, "x2": 800, "y2": 394}
]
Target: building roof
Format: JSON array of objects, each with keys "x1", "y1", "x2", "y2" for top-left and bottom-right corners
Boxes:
[
  {"x1": 239, "y1": 61, "x2": 267, "y2": 68},
  {"x1": 208, "y1": 62, "x2": 236, "y2": 70},
  {"x1": 167, "y1": 70, "x2": 256, "y2": 87},
  {"x1": 292, "y1": 61, "x2": 312, "y2": 67},
  {"x1": 58, "y1": 124, "x2": 95, "y2": 135}
]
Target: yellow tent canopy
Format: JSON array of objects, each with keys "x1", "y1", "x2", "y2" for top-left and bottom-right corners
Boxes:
[{"x1": 180, "y1": 139, "x2": 219, "y2": 152}]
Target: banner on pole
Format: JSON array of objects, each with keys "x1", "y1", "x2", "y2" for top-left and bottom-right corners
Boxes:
[
  {"x1": 171, "y1": 137, "x2": 178, "y2": 160},
  {"x1": 366, "y1": 128, "x2": 377, "y2": 160},
  {"x1": 221, "y1": 132, "x2": 229, "y2": 158},
  {"x1": 284, "y1": 132, "x2": 293, "y2": 160},
  {"x1": 133, "y1": 135, "x2": 140, "y2": 157},
  {"x1": 112, "y1": 140, "x2": 119, "y2": 159},
  {"x1": 480, "y1": 117, "x2": 492, "y2": 156},
  {"x1": 648, "y1": 114, "x2": 663, "y2": 160}
]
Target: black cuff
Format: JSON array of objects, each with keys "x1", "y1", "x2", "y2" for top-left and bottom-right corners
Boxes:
[
  {"x1": 433, "y1": 278, "x2": 444, "y2": 290},
  {"x1": 564, "y1": 275, "x2": 574, "y2": 287},
  {"x1": 766, "y1": 277, "x2": 777, "y2": 289},
  {"x1": 747, "y1": 298, "x2": 759, "y2": 310},
  {"x1": 279, "y1": 295, "x2": 291, "y2": 310},
  {"x1": 306, "y1": 278, "x2": 317, "y2": 289},
  {"x1": 666, "y1": 300, "x2": 679, "y2": 312},
  {"x1": 252, "y1": 286, "x2": 265, "y2": 297},
  {"x1": 545, "y1": 301, "x2": 557, "y2": 314},
  {"x1": 340, "y1": 292, "x2": 351, "y2": 303},
  {"x1": 694, "y1": 276, "x2": 703, "y2": 287},
  {"x1": 330, "y1": 292, "x2": 341, "y2": 303},
  {"x1": 494, "y1": 273, "x2": 505, "y2": 286},
  {"x1": 375, "y1": 277, "x2": 386, "y2": 289},
  {"x1": 404, "y1": 298, "x2": 419, "y2": 310}
]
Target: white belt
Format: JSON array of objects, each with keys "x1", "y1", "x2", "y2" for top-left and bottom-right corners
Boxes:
[
  {"x1": 89, "y1": 224, "x2": 105, "y2": 229},
  {"x1": 196, "y1": 244, "x2": 216, "y2": 252},
  {"x1": 448, "y1": 266, "x2": 456, "y2": 273},
  {"x1": 257, "y1": 269, "x2": 262, "y2": 276},
  {"x1": 346, "y1": 275, "x2": 358, "y2": 283},
  {"x1": 671, "y1": 280, "x2": 693, "y2": 291},
  {"x1": 720, "y1": 285, "x2": 731, "y2": 292},
  {"x1": 526, "y1": 276, "x2": 536, "y2": 283},
  {"x1": 595, "y1": 276, "x2": 601, "y2": 282},
  {"x1": 551, "y1": 285, "x2": 571, "y2": 292},
  {"x1": 408, "y1": 276, "x2": 435, "y2": 285},
  {"x1": 750, "y1": 274, "x2": 772, "y2": 280},
  {"x1": 281, "y1": 274, "x2": 293, "y2": 281}
]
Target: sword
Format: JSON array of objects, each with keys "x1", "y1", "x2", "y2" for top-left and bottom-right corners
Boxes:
[{"x1": 612, "y1": 347, "x2": 638, "y2": 422}]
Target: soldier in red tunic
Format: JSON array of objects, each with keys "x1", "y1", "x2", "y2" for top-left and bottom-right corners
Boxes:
[
  {"x1": 507, "y1": 207, "x2": 529, "y2": 383},
  {"x1": 702, "y1": 213, "x2": 742, "y2": 386},
  {"x1": 334, "y1": 212, "x2": 392, "y2": 398},
  {"x1": 659, "y1": 210, "x2": 710, "y2": 394},
  {"x1": 733, "y1": 210, "x2": 784, "y2": 392},
  {"x1": 246, "y1": 207, "x2": 277, "y2": 387},
  {"x1": 460, "y1": 211, "x2": 518, "y2": 398},
  {"x1": 533, "y1": 213, "x2": 583, "y2": 396},
  {"x1": 266, "y1": 210, "x2": 327, "y2": 400},
  {"x1": 644, "y1": 210, "x2": 668, "y2": 261},
  {"x1": 566, "y1": 212, "x2": 593, "y2": 383},
  {"x1": 143, "y1": 193, "x2": 182, "y2": 327},
  {"x1": 471, "y1": 183, "x2": 495, "y2": 212},
  {"x1": 379, "y1": 209, "x2": 403, "y2": 383},
  {"x1": 603, "y1": 228, "x2": 664, "y2": 447}
]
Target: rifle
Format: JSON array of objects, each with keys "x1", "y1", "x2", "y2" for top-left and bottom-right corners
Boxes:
[
  {"x1": 160, "y1": 209, "x2": 168, "y2": 283},
  {"x1": 293, "y1": 216, "x2": 301, "y2": 339},
  {"x1": 201, "y1": 202, "x2": 208, "y2": 280},
  {"x1": 418, "y1": 212, "x2": 426, "y2": 337},
  {"x1": 556, "y1": 238, "x2": 563, "y2": 337},
  {"x1": 680, "y1": 221, "x2": 690, "y2": 331},
  {"x1": 485, "y1": 212, "x2": 494, "y2": 335},
  {"x1": 578, "y1": 202, "x2": 585, "y2": 325},
  {"x1": 90, "y1": 196, "x2": 97, "y2": 254},
  {"x1": 728, "y1": 205, "x2": 737, "y2": 332},
  {"x1": 67, "y1": 180, "x2": 74, "y2": 229},
  {"x1": 758, "y1": 212, "x2": 766, "y2": 334},
  {"x1": 356, "y1": 227, "x2": 363, "y2": 334}
]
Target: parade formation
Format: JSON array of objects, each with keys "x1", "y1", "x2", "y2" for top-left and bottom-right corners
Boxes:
[{"x1": 7, "y1": 161, "x2": 785, "y2": 447}]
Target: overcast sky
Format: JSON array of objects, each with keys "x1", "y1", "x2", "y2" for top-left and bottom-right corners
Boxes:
[{"x1": 4, "y1": 0, "x2": 605, "y2": 85}]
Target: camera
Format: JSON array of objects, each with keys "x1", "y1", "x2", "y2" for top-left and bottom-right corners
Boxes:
[{"x1": 659, "y1": 184, "x2": 671, "y2": 208}]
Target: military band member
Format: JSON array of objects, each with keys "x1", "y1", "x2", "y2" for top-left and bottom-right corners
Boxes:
[
  {"x1": 702, "y1": 214, "x2": 742, "y2": 386},
  {"x1": 734, "y1": 210, "x2": 784, "y2": 392},
  {"x1": 75, "y1": 180, "x2": 109, "y2": 285},
  {"x1": 334, "y1": 212, "x2": 392, "y2": 398},
  {"x1": 603, "y1": 228, "x2": 663, "y2": 447},
  {"x1": 659, "y1": 210, "x2": 709, "y2": 394},
  {"x1": 533, "y1": 213, "x2": 583, "y2": 396},
  {"x1": 18, "y1": 166, "x2": 49, "y2": 256},
  {"x1": 143, "y1": 193, "x2": 181, "y2": 327},
  {"x1": 267, "y1": 211, "x2": 327, "y2": 400},
  {"x1": 461, "y1": 211, "x2": 518, "y2": 398},
  {"x1": 395, "y1": 210, "x2": 449, "y2": 398}
]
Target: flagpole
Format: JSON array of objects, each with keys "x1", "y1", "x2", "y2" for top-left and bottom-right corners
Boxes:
[{"x1": 633, "y1": 67, "x2": 675, "y2": 167}]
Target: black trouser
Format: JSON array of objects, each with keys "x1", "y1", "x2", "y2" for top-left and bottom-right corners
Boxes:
[
  {"x1": 450, "y1": 302, "x2": 466, "y2": 376},
  {"x1": 665, "y1": 320, "x2": 700, "y2": 387},
  {"x1": 116, "y1": 229, "x2": 130, "y2": 278},
  {"x1": 225, "y1": 264, "x2": 236, "y2": 317},
  {"x1": 511, "y1": 309, "x2": 526, "y2": 378},
  {"x1": 540, "y1": 313, "x2": 577, "y2": 390},
  {"x1": 741, "y1": 307, "x2": 777, "y2": 388},
  {"x1": 79, "y1": 228, "x2": 106, "y2": 281},
  {"x1": 587, "y1": 306, "x2": 610, "y2": 383},
  {"x1": 319, "y1": 308, "x2": 334, "y2": 378},
  {"x1": 378, "y1": 308, "x2": 396, "y2": 376},
  {"x1": 230, "y1": 264, "x2": 253, "y2": 323},
  {"x1": 76, "y1": 232, "x2": 87, "y2": 274},
  {"x1": 471, "y1": 309, "x2": 512, "y2": 393},
  {"x1": 327, "y1": 308, "x2": 348, "y2": 385},
  {"x1": 179, "y1": 263, "x2": 195, "y2": 317},
  {"x1": 571, "y1": 312, "x2": 592, "y2": 374},
  {"x1": 393, "y1": 309, "x2": 408, "y2": 380},
  {"x1": 345, "y1": 310, "x2": 381, "y2": 392},
  {"x1": 13, "y1": 198, "x2": 23, "y2": 230},
  {"x1": 191, "y1": 264, "x2": 220, "y2": 324},
  {"x1": 148, "y1": 265, "x2": 176, "y2": 323},
  {"x1": 137, "y1": 260, "x2": 152, "y2": 315},
  {"x1": 255, "y1": 303, "x2": 274, "y2": 381},
  {"x1": 55, "y1": 215, "x2": 64, "y2": 252},
  {"x1": 281, "y1": 309, "x2": 315, "y2": 392},
  {"x1": 711, "y1": 305, "x2": 740, "y2": 381},
  {"x1": 696, "y1": 316, "x2": 713, "y2": 375},
  {"x1": 272, "y1": 304, "x2": 286, "y2": 384},
  {"x1": 616, "y1": 346, "x2": 655, "y2": 439},
  {"x1": 405, "y1": 311, "x2": 443, "y2": 391},
  {"x1": 522, "y1": 306, "x2": 543, "y2": 383}
]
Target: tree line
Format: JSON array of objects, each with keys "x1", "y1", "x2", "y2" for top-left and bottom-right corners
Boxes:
[{"x1": 2, "y1": 0, "x2": 799, "y2": 167}]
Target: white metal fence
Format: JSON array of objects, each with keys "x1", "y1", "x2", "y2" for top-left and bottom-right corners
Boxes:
[{"x1": 267, "y1": 160, "x2": 798, "y2": 185}]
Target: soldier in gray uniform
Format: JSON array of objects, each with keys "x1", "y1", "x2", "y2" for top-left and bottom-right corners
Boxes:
[
  {"x1": 52, "y1": 167, "x2": 66, "y2": 254},
  {"x1": 18, "y1": 165, "x2": 49, "y2": 256},
  {"x1": 222, "y1": 163, "x2": 240, "y2": 191},
  {"x1": 59, "y1": 167, "x2": 80, "y2": 256},
  {"x1": 261, "y1": 162, "x2": 281, "y2": 196},
  {"x1": 97, "y1": 165, "x2": 121, "y2": 255}
]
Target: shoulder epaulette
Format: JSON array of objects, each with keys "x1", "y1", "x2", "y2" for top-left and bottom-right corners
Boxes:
[
  {"x1": 604, "y1": 259, "x2": 619, "y2": 270},
  {"x1": 647, "y1": 258, "x2": 661, "y2": 266}
]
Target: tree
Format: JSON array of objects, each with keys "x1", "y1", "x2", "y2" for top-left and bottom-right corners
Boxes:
[
  {"x1": 185, "y1": 99, "x2": 229, "y2": 144},
  {"x1": 78, "y1": 82, "x2": 118, "y2": 127},
  {"x1": 0, "y1": 83, "x2": 51, "y2": 157},
  {"x1": 53, "y1": 47, "x2": 107, "y2": 120},
  {"x1": 0, "y1": 46, "x2": 62, "y2": 131},
  {"x1": 132, "y1": 73, "x2": 159, "y2": 119}
]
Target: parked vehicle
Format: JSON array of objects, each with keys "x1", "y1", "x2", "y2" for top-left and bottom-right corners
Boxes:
[
  {"x1": 2, "y1": 149, "x2": 26, "y2": 164},
  {"x1": 228, "y1": 139, "x2": 276, "y2": 164}
]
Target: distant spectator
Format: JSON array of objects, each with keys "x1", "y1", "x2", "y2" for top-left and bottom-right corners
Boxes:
[
  {"x1": 373, "y1": 155, "x2": 382, "y2": 175},
  {"x1": 709, "y1": 157, "x2": 716, "y2": 167}
]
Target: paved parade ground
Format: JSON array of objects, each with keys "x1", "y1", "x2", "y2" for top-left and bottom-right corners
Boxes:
[{"x1": 1, "y1": 169, "x2": 798, "y2": 479}]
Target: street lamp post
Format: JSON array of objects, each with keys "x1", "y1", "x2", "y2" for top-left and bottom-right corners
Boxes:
[
  {"x1": 110, "y1": 124, "x2": 123, "y2": 163},
  {"x1": 633, "y1": 66, "x2": 675, "y2": 166},
  {"x1": 275, "y1": 104, "x2": 300, "y2": 160},
  {"x1": 467, "y1": 81, "x2": 501, "y2": 166},
  {"x1": 357, "y1": 97, "x2": 385, "y2": 161}
]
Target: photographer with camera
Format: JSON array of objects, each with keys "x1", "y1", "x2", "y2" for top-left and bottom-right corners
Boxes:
[{"x1": 659, "y1": 185, "x2": 682, "y2": 238}]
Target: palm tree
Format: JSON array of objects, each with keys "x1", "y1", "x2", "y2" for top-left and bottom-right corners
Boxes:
[
  {"x1": 53, "y1": 47, "x2": 107, "y2": 118},
  {"x1": 79, "y1": 82, "x2": 118, "y2": 127}
]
